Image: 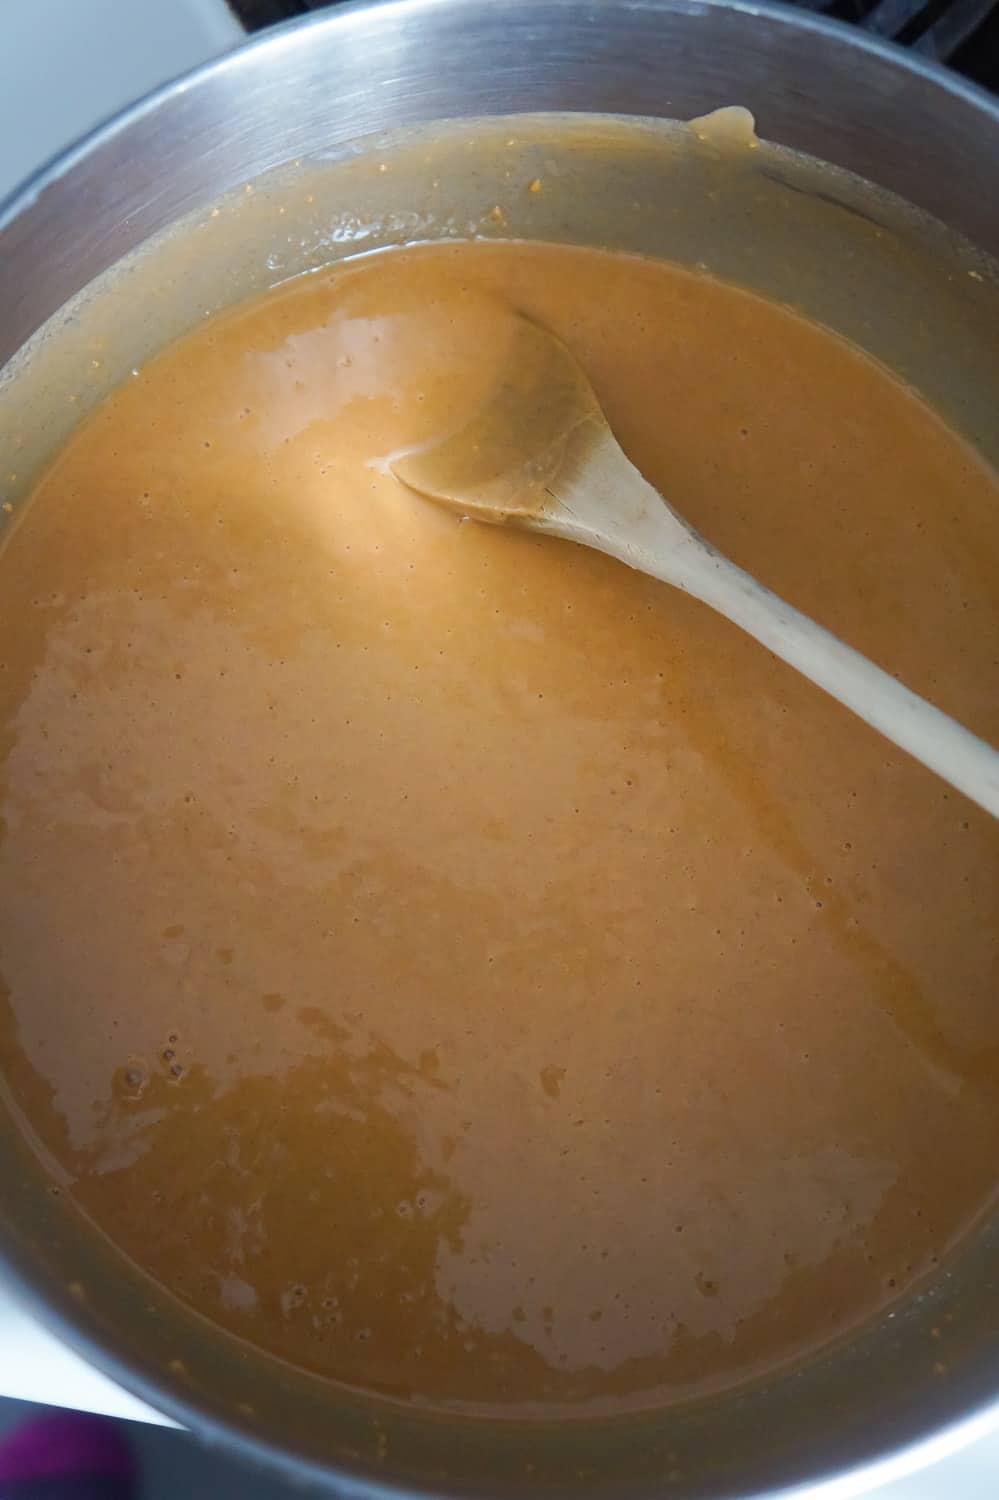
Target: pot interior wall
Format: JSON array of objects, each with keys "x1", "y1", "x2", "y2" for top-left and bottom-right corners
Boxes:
[{"x1": 3, "y1": 111, "x2": 999, "y2": 524}]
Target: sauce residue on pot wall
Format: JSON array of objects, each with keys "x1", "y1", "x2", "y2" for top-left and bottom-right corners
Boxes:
[{"x1": 0, "y1": 240, "x2": 997, "y2": 1415}]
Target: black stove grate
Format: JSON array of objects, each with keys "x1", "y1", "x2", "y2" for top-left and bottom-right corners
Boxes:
[
  {"x1": 227, "y1": 0, "x2": 999, "y2": 89},
  {"x1": 791, "y1": 0, "x2": 993, "y2": 58}
]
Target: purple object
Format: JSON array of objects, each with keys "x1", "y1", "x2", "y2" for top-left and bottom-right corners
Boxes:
[{"x1": 0, "y1": 1412, "x2": 136, "y2": 1498}]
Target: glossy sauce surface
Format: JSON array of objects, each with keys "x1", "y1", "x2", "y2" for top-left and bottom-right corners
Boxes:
[{"x1": 1, "y1": 241, "x2": 997, "y2": 1413}]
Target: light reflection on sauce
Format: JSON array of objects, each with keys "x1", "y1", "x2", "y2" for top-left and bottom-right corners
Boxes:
[{"x1": 0, "y1": 240, "x2": 997, "y2": 1415}]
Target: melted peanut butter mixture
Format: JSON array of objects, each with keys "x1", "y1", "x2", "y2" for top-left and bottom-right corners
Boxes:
[{"x1": 1, "y1": 242, "x2": 997, "y2": 1414}]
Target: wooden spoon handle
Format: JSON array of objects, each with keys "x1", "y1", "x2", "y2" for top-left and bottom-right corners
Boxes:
[
  {"x1": 677, "y1": 545, "x2": 999, "y2": 818},
  {"x1": 548, "y1": 443, "x2": 999, "y2": 818}
]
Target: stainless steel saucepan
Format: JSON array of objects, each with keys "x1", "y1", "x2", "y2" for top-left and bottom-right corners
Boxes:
[{"x1": 0, "y1": 2, "x2": 997, "y2": 1495}]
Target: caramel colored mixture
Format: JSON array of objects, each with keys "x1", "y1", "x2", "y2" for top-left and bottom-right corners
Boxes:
[{"x1": 1, "y1": 242, "x2": 997, "y2": 1414}]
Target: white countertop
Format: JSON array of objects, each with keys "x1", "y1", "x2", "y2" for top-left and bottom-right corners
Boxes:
[
  {"x1": 0, "y1": 1292, "x2": 173, "y2": 1427},
  {"x1": 0, "y1": 0, "x2": 996, "y2": 1490},
  {"x1": 0, "y1": 0, "x2": 241, "y2": 206}
]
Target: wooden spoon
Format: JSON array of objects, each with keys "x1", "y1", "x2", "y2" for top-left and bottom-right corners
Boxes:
[{"x1": 392, "y1": 312, "x2": 999, "y2": 819}]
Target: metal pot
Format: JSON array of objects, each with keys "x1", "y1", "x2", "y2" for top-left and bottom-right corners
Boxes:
[{"x1": 0, "y1": 2, "x2": 997, "y2": 1496}]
